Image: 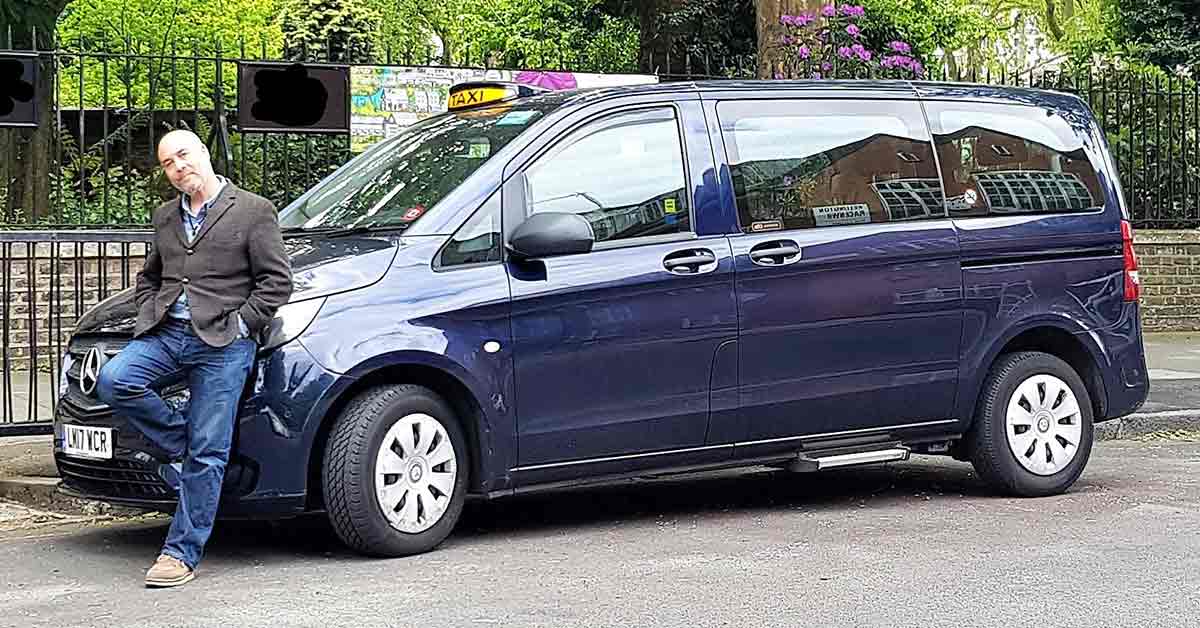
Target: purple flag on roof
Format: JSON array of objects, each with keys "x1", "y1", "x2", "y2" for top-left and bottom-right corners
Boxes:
[{"x1": 514, "y1": 71, "x2": 578, "y2": 90}]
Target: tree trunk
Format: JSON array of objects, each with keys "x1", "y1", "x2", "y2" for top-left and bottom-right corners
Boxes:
[{"x1": 755, "y1": 0, "x2": 824, "y2": 78}]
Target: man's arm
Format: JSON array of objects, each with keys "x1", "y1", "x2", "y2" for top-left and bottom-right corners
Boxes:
[
  {"x1": 134, "y1": 234, "x2": 163, "y2": 310},
  {"x1": 237, "y1": 201, "x2": 293, "y2": 334}
]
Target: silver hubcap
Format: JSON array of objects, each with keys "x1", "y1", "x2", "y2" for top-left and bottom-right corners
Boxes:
[
  {"x1": 374, "y1": 413, "x2": 457, "y2": 534},
  {"x1": 1005, "y1": 374, "x2": 1083, "y2": 476}
]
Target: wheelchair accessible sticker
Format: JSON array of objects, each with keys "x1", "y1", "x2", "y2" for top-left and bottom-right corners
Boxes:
[{"x1": 811, "y1": 203, "x2": 871, "y2": 227}]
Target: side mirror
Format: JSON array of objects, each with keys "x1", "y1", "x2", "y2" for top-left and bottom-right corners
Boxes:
[{"x1": 508, "y1": 212, "x2": 595, "y2": 260}]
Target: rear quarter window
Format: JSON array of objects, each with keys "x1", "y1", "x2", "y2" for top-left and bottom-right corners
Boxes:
[{"x1": 923, "y1": 101, "x2": 1106, "y2": 218}]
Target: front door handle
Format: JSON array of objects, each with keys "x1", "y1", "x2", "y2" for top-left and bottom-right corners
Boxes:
[
  {"x1": 749, "y1": 240, "x2": 802, "y2": 266},
  {"x1": 663, "y1": 248, "x2": 718, "y2": 275}
]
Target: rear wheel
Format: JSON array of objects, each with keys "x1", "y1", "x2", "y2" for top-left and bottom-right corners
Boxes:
[
  {"x1": 968, "y1": 352, "x2": 1094, "y2": 497},
  {"x1": 323, "y1": 384, "x2": 469, "y2": 556}
]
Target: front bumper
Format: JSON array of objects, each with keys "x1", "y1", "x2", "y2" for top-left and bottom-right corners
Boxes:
[
  {"x1": 53, "y1": 387, "x2": 180, "y2": 503},
  {"x1": 52, "y1": 337, "x2": 340, "y2": 515}
]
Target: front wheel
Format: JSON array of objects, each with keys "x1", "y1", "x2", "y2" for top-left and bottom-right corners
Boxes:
[
  {"x1": 323, "y1": 384, "x2": 469, "y2": 557},
  {"x1": 967, "y1": 352, "x2": 1094, "y2": 497}
]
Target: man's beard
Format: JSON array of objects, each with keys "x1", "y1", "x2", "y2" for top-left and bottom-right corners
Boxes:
[{"x1": 178, "y1": 174, "x2": 204, "y2": 196}]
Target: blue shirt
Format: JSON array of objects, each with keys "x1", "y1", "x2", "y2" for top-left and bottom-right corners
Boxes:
[{"x1": 168, "y1": 177, "x2": 248, "y2": 337}]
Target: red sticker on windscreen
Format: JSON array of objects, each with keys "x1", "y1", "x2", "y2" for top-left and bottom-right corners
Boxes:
[{"x1": 402, "y1": 204, "x2": 426, "y2": 221}]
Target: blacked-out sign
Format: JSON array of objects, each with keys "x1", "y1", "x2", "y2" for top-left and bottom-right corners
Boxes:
[
  {"x1": 237, "y1": 61, "x2": 350, "y2": 133},
  {"x1": 0, "y1": 52, "x2": 38, "y2": 128}
]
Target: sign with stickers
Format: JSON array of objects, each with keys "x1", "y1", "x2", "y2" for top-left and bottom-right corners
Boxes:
[
  {"x1": 812, "y1": 203, "x2": 871, "y2": 227},
  {"x1": 349, "y1": 66, "x2": 657, "y2": 153}
]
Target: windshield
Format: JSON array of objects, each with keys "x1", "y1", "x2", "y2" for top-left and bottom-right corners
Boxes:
[{"x1": 278, "y1": 104, "x2": 549, "y2": 231}]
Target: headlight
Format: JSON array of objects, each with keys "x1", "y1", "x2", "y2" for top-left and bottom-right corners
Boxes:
[
  {"x1": 260, "y1": 297, "x2": 326, "y2": 352},
  {"x1": 59, "y1": 354, "x2": 73, "y2": 397}
]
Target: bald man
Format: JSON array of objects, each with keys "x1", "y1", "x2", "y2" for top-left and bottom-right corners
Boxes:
[{"x1": 96, "y1": 129, "x2": 292, "y2": 587}]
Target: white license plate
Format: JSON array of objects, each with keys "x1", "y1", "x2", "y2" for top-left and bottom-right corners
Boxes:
[{"x1": 62, "y1": 424, "x2": 114, "y2": 460}]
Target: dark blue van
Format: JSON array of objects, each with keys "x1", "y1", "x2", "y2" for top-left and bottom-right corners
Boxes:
[{"x1": 54, "y1": 79, "x2": 1149, "y2": 557}]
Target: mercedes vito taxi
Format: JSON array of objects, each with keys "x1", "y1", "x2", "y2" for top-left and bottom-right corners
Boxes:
[{"x1": 55, "y1": 79, "x2": 1149, "y2": 557}]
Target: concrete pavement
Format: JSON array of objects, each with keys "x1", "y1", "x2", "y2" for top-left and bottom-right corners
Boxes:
[{"x1": 1, "y1": 440, "x2": 1198, "y2": 628}]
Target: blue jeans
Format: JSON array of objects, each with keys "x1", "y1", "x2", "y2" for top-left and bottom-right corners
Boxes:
[{"x1": 96, "y1": 318, "x2": 256, "y2": 569}]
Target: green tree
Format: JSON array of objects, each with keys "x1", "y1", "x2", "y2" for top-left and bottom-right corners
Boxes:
[
  {"x1": 55, "y1": 0, "x2": 285, "y2": 109},
  {"x1": 1114, "y1": 0, "x2": 1200, "y2": 73},
  {"x1": 366, "y1": 0, "x2": 638, "y2": 71},
  {"x1": 279, "y1": 0, "x2": 378, "y2": 62}
]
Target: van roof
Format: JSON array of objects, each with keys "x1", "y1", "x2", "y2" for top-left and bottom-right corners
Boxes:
[{"x1": 533, "y1": 78, "x2": 1086, "y2": 110}]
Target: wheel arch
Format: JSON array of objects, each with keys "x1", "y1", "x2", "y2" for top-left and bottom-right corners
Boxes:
[
  {"x1": 965, "y1": 317, "x2": 1109, "y2": 426},
  {"x1": 304, "y1": 354, "x2": 494, "y2": 510}
]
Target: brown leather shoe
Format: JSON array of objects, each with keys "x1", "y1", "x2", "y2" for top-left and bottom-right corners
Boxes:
[{"x1": 145, "y1": 554, "x2": 195, "y2": 588}]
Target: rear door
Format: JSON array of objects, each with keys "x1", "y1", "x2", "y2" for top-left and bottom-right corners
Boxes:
[
  {"x1": 712, "y1": 96, "x2": 965, "y2": 449},
  {"x1": 506, "y1": 99, "x2": 739, "y2": 475}
]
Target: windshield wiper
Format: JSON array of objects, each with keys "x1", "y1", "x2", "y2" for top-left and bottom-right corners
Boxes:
[{"x1": 323, "y1": 223, "x2": 410, "y2": 238}]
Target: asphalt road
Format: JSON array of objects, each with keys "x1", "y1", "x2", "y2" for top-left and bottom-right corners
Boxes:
[{"x1": 2, "y1": 440, "x2": 1199, "y2": 628}]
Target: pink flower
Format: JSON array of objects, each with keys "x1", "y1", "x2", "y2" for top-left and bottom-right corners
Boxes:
[
  {"x1": 851, "y1": 43, "x2": 871, "y2": 61},
  {"x1": 781, "y1": 35, "x2": 796, "y2": 45},
  {"x1": 888, "y1": 41, "x2": 912, "y2": 54},
  {"x1": 838, "y1": 46, "x2": 853, "y2": 59},
  {"x1": 840, "y1": 4, "x2": 866, "y2": 17},
  {"x1": 822, "y1": 62, "x2": 833, "y2": 72},
  {"x1": 821, "y1": 4, "x2": 837, "y2": 17},
  {"x1": 798, "y1": 45, "x2": 811, "y2": 59},
  {"x1": 780, "y1": 13, "x2": 815, "y2": 27},
  {"x1": 846, "y1": 24, "x2": 861, "y2": 38}
]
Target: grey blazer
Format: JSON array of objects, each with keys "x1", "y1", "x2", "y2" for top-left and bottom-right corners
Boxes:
[{"x1": 134, "y1": 183, "x2": 293, "y2": 347}]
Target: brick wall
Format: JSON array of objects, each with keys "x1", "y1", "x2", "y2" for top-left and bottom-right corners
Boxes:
[
  {"x1": 1136, "y1": 230, "x2": 1200, "y2": 332},
  {"x1": 1, "y1": 241, "x2": 148, "y2": 371}
]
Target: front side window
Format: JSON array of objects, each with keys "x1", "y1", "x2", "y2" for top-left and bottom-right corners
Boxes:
[
  {"x1": 718, "y1": 99, "x2": 945, "y2": 232},
  {"x1": 925, "y1": 101, "x2": 1105, "y2": 217},
  {"x1": 438, "y1": 192, "x2": 501, "y2": 268},
  {"x1": 524, "y1": 107, "x2": 691, "y2": 244}
]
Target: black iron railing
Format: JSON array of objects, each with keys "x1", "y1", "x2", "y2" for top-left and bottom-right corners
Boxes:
[{"x1": 0, "y1": 230, "x2": 151, "y2": 435}]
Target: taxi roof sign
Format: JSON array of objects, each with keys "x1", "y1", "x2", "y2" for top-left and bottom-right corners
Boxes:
[{"x1": 447, "y1": 81, "x2": 547, "y2": 111}]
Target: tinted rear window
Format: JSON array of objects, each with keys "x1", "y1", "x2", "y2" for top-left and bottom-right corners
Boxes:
[{"x1": 923, "y1": 101, "x2": 1105, "y2": 217}]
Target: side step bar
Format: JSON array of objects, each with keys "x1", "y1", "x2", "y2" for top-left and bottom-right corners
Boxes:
[{"x1": 786, "y1": 446, "x2": 910, "y2": 472}]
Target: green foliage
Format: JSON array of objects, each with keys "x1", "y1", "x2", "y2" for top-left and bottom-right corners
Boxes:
[
  {"x1": 655, "y1": 0, "x2": 756, "y2": 68},
  {"x1": 46, "y1": 129, "x2": 164, "y2": 225},
  {"x1": 373, "y1": 0, "x2": 640, "y2": 71},
  {"x1": 857, "y1": 0, "x2": 997, "y2": 67},
  {"x1": 1113, "y1": 0, "x2": 1200, "y2": 73},
  {"x1": 279, "y1": 0, "x2": 378, "y2": 62},
  {"x1": 56, "y1": 0, "x2": 285, "y2": 109}
]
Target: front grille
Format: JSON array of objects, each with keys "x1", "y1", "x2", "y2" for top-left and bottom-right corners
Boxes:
[
  {"x1": 64, "y1": 334, "x2": 131, "y2": 399},
  {"x1": 57, "y1": 456, "x2": 174, "y2": 500}
]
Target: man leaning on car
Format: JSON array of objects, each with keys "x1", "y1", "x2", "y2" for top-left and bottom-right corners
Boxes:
[{"x1": 96, "y1": 129, "x2": 292, "y2": 588}]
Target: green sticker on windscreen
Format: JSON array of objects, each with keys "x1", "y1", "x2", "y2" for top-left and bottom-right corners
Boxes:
[{"x1": 496, "y1": 111, "x2": 540, "y2": 126}]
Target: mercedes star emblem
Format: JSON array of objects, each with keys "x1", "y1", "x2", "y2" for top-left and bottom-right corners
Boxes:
[{"x1": 79, "y1": 346, "x2": 104, "y2": 396}]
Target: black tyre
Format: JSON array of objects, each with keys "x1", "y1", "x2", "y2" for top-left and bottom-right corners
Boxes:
[
  {"x1": 323, "y1": 384, "x2": 469, "y2": 557},
  {"x1": 967, "y1": 351, "x2": 1094, "y2": 497}
]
